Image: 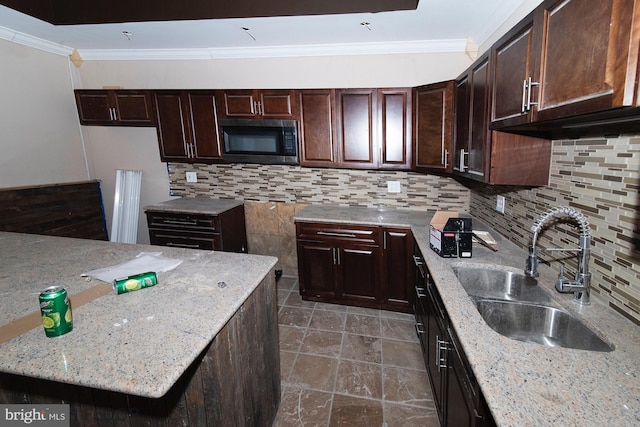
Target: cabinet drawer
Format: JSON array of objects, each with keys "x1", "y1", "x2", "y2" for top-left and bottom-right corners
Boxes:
[
  {"x1": 146, "y1": 212, "x2": 220, "y2": 231},
  {"x1": 296, "y1": 222, "x2": 380, "y2": 246},
  {"x1": 149, "y1": 229, "x2": 221, "y2": 250}
]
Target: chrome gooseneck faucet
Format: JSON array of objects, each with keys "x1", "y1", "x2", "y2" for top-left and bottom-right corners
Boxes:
[{"x1": 524, "y1": 206, "x2": 591, "y2": 305}]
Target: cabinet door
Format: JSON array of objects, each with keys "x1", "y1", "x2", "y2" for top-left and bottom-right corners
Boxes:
[
  {"x1": 468, "y1": 56, "x2": 490, "y2": 179},
  {"x1": 337, "y1": 244, "x2": 380, "y2": 305},
  {"x1": 154, "y1": 91, "x2": 191, "y2": 162},
  {"x1": 382, "y1": 228, "x2": 413, "y2": 312},
  {"x1": 219, "y1": 90, "x2": 257, "y2": 117},
  {"x1": 452, "y1": 76, "x2": 470, "y2": 174},
  {"x1": 297, "y1": 242, "x2": 337, "y2": 299},
  {"x1": 413, "y1": 82, "x2": 454, "y2": 172},
  {"x1": 426, "y1": 284, "x2": 447, "y2": 419},
  {"x1": 299, "y1": 90, "x2": 337, "y2": 167},
  {"x1": 112, "y1": 91, "x2": 155, "y2": 125},
  {"x1": 446, "y1": 338, "x2": 485, "y2": 427},
  {"x1": 336, "y1": 89, "x2": 377, "y2": 168},
  {"x1": 259, "y1": 90, "x2": 297, "y2": 118},
  {"x1": 75, "y1": 91, "x2": 113, "y2": 124},
  {"x1": 491, "y1": 15, "x2": 535, "y2": 127},
  {"x1": 187, "y1": 92, "x2": 223, "y2": 161},
  {"x1": 534, "y1": 0, "x2": 638, "y2": 119},
  {"x1": 378, "y1": 88, "x2": 412, "y2": 170}
]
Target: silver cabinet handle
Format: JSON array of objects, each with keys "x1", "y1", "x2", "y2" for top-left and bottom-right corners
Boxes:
[
  {"x1": 166, "y1": 242, "x2": 200, "y2": 249},
  {"x1": 443, "y1": 149, "x2": 448, "y2": 168},
  {"x1": 521, "y1": 79, "x2": 528, "y2": 113},
  {"x1": 526, "y1": 76, "x2": 539, "y2": 111},
  {"x1": 522, "y1": 77, "x2": 540, "y2": 112},
  {"x1": 317, "y1": 231, "x2": 357, "y2": 238},
  {"x1": 459, "y1": 149, "x2": 468, "y2": 172},
  {"x1": 414, "y1": 322, "x2": 425, "y2": 336},
  {"x1": 415, "y1": 285, "x2": 427, "y2": 299},
  {"x1": 436, "y1": 335, "x2": 449, "y2": 371}
]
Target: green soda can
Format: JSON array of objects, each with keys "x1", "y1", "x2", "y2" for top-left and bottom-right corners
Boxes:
[
  {"x1": 39, "y1": 285, "x2": 73, "y2": 337},
  {"x1": 113, "y1": 272, "x2": 158, "y2": 295}
]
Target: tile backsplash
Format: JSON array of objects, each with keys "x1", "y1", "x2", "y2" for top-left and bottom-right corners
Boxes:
[
  {"x1": 470, "y1": 135, "x2": 640, "y2": 326},
  {"x1": 168, "y1": 164, "x2": 471, "y2": 211}
]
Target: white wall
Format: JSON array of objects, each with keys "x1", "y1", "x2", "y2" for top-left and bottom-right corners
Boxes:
[
  {"x1": 0, "y1": 39, "x2": 87, "y2": 187},
  {"x1": 81, "y1": 126, "x2": 175, "y2": 244},
  {"x1": 73, "y1": 52, "x2": 472, "y2": 89}
]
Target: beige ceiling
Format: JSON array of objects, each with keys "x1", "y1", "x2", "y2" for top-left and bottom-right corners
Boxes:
[{"x1": 0, "y1": 0, "x2": 540, "y2": 59}]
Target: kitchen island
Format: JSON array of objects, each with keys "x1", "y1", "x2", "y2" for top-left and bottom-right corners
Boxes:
[
  {"x1": 0, "y1": 232, "x2": 280, "y2": 426},
  {"x1": 295, "y1": 205, "x2": 640, "y2": 426}
]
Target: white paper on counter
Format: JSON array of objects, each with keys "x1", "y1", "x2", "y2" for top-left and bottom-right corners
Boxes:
[{"x1": 81, "y1": 252, "x2": 183, "y2": 283}]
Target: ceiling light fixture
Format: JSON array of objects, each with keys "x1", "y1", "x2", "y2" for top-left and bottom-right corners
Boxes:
[
  {"x1": 360, "y1": 22, "x2": 372, "y2": 31},
  {"x1": 241, "y1": 27, "x2": 256, "y2": 41},
  {"x1": 121, "y1": 31, "x2": 133, "y2": 40}
]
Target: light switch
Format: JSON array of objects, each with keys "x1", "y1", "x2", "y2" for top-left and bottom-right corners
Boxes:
[
  {"x1": 387, "y1": 181, "x2": 401, "y2": 193},
  {"x1": 186, "y1": 172, "x2": 198, "y2": 183}
]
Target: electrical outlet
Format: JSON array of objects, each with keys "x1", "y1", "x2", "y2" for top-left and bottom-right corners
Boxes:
[
  {"x1": 496, "y1": 195, "x2": 505, "y2": 214},
  {"x1": 387, "y1": 181, "x2": 401, "y2": 193},
  {"x1": 186, "y1": 172, "x2": 198, "y2": 183}
]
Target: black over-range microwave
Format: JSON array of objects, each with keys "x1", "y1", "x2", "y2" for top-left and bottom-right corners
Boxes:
[{"x1": 219, "y1": 119, "x2": 299, "y2": 165}]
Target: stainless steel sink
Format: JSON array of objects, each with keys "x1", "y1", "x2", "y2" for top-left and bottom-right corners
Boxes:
[
  {"x1": 452, "y1": 267, "x2": 554, "y2": 304},
  {"x1": 475, "y1": 300, "x2": 613, "y2": 352},
  {"x1": 453, "y1": 266, "x2": 614, "y2": 352}
]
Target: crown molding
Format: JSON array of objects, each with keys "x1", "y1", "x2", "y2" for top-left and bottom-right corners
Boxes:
[
  {"x1": 0, "y1": 26, "x2": 73, "y2": 56},
  {"x1": 0, "y1": 23, "x2": 466, "y2": 60},
  {"x1": 78, "y1": 39, "x2": 467, "y2": 61}
]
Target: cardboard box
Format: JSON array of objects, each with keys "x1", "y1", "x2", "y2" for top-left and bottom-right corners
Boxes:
[{"x1": 429, "y1": 211, "x2": 473, "y2": 258}]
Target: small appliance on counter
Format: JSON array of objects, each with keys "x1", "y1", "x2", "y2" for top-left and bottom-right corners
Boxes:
[{"x1": 429, "y1": 211, "x2": 473, "y2": 258}]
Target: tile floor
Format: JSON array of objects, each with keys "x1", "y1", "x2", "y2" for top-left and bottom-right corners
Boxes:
[{"x1": 272, "y1": 276, "x2": 440, "y2": 427}]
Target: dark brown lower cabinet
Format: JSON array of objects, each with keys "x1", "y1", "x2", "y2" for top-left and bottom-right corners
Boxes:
[
  {"x1": 296, "y1": 222, "x2": 413, "y2": 312},
  {"x1": 146, "y1": 205, "x2": 248, "y2": 253},
  {"x1": 296, "y1": 222, "x2": 381, "y2": 308},
  {"x1": 413, "y1": 245, "x2": 495, "y2": 427}
]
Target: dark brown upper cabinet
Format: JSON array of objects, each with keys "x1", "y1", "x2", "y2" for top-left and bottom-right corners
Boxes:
[
  {"x1": 299, "y1": 88, "x2": 411, "y2": 170},
  {"x1": 491, "y1": 0, "x2": 640, "y2": 132},
  {"x1": 453, "y1": 54, "x2": 491, "y2": 181},
  {"x1": 153, "y1": 91, "x2": 224, "y2": 163},
  {"x1": 299, "y1": 89, "x2": 338, "y2": 167},
  {"x1": 217, "y1": 89, "x2": 299, "y2": 120},
  {"x1": 413, "y1": 81, "x2": 454, "y2": 173},
  {"x1": 454, "y1": 53, "x2": 552, "y2": 186},
  {"x1": 336, "y1": 89, "x2": 378, "y2": 169},
  {"x1": 378, "y1": 88, "x2": 412, "y2": 170},
  {"x1": 75, "y1": 90, "x2": 155, "y2": 126}
]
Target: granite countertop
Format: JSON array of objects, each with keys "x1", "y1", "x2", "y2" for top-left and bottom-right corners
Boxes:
[
  {"x1": 295, "y1": 204, "x2": 640, "y2": 426},
  {"x1": 144, "y1": 197, "x2": 244, "y2": 215},
  {"x1": 0, "y1": 232, "x2": 277, "y2": 398}
]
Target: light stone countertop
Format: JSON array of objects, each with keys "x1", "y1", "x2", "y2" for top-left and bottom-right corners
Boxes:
[
  {"x1": 144, "y1": 197, "x2": 244, "y2": 215},
  {"x1": 0, "y1": 232, "x2": 277, "y2": 398},
  {"x1": 295, "y1": 204, "x2": 640, "y2": 426}
]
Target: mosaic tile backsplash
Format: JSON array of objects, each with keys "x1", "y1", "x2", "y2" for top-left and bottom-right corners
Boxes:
[
  {"x1": 470, "y1": 136, "x2": 640, "y2": 326},
  {"x1": 168, "y1": 164, "x2": 471, "y2": 211}
]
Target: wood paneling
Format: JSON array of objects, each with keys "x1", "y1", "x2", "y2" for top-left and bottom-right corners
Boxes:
[{"x1": 0, "y1": 181, "x2": 108, "y2": 240}]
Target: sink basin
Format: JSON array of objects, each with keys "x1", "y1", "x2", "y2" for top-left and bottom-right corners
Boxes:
[
  {"x1": 452, "y1": 267, "x2": 554, "y2": 304},
  {"x1": 453, "y1": 266, "x2": 613, "y2": 352},
  {"x1": 475, "y1": 299, "x2": 614, "y2": 352}
]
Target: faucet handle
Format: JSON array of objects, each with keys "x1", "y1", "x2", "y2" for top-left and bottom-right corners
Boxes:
[
  {"x1": 524, "y1": 245, "x2": 539, "y2": 278},
  {"x1": 555, "y1": 263, "x2": 571, "y2": 292}
]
